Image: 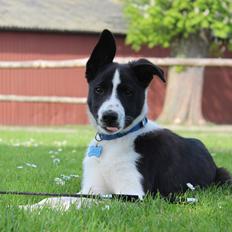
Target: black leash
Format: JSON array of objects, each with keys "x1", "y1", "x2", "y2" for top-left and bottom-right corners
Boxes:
[
  {"x1": 0, "y1": 190, "x2": 140, "y2": 202},
  {"x1": 0, "y1": 191, "x2": 199, "y2": 205}
]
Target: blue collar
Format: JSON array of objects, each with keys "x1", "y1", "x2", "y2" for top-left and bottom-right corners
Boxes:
[{"x1": 96, "y1": 117, "x2": 148, "y2": 141}]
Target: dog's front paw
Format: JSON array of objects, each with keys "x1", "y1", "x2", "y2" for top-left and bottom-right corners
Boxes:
[{"x1": 19, "y1": 197, "x2": 98, "y2": 211}]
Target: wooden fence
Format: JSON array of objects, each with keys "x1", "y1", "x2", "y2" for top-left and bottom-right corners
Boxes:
[{"x1": 0, "y1": 57, "x2": 232, "y2": 104}]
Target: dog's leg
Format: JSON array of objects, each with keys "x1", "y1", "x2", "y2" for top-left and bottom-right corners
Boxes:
[
  {"x1": 19, "y1": 196, "x2": 98, "y2": 211},
  {"x1": 111, "y1": 171, "x2": 145, "y2": 199},
  {"x1": 81, "y1": 158, "x2": 111, "y2": 194}
]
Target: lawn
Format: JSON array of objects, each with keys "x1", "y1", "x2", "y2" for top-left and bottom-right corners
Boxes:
[{"x1": 0, "y1": 126, "x2": 231, "y2": 232}]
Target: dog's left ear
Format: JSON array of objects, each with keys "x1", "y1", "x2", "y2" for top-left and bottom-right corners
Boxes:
[
  {"x1": 131, "y1": 59, "x2": 165, "y2": 88},
  {"x1": 86, "y1": 29, "x2": 116, "y2": 82}
]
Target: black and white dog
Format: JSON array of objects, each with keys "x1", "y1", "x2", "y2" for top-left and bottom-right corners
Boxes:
[
  {"x1": 23, "y1": 29, "x2": 231, "y2": 210},
  {"x1": 82, "y1": 29, "x2": 231, "y2": 199}
]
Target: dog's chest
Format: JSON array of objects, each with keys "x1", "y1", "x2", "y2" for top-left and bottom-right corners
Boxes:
[
  {"x1": 85, "y1": 134, "x2": 142, "y2": 191},
  {"x1": 99, "y1": 137, "x2": 139, "y2": 169},
  {"x1": 82, "y1": 122, "x2": 159, "y2": 194}
]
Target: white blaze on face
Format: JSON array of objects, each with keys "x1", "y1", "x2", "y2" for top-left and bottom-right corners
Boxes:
[{"x1": 97, "y1": 69, "x2": 125, "y2": 133}]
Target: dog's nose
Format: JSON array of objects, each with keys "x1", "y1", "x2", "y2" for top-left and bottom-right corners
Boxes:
[{"x1": 102, "y1": 110, "x2": 118, "y2": 124}]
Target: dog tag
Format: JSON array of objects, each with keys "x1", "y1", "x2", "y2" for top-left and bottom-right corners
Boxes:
[{"x1": 87, "y1": 145, "x2": 103, "y2": 158}]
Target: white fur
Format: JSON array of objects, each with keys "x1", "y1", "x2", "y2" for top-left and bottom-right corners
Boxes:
[
  {"x1": 19, "y1": 197, "x2": 98, "y2": 211},
  {"x1": 97, "y1": 69, "x2": 125, "y2": 134}
]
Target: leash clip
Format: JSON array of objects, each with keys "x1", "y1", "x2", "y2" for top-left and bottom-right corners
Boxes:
[
  {"x1": 142, "y1": 118, "x2": 148, "y2": 127},
  {"x1": 95, "y1": 133, "x2": 102, "y2": 142}
]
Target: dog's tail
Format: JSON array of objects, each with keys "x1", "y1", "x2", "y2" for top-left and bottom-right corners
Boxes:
[{"x1": 214, "y1": 167, "x2": 232, "y2": 186}]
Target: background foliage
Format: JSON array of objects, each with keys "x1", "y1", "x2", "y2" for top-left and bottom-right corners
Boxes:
[{"x1": 124, "y1": 0, "x2": 232, "y2": 52}]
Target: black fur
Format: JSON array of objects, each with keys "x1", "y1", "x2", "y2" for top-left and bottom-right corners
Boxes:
[
  {"x1": 130, "y1": 59, "x2": 166, "y2": 87},
  {"x1": 86, "y1": 29, "x2": 116, "y2": 83},
  {"x1": 215, "y1": 167, "x2": 232, "y2": 185},
  {"x1": 135, "y1": 129, "x2": 231, "y2": 196}
]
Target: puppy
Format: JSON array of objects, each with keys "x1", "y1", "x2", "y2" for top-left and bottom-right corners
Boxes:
[
  {"x1": 21, "y1": 29, "x2": 231, "y2": 210},
  {"x1": 82, "y1": 29, "x2": 231, "y2": 199}
]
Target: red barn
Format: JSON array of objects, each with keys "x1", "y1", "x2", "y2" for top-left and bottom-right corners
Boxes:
[{"x1": 0, "y1": 0, "x2": 231, "y2": 125}]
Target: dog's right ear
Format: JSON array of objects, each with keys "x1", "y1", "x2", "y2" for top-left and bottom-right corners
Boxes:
[{"x1": 86, "y1": 29, "x2": 116, "y2": 82}]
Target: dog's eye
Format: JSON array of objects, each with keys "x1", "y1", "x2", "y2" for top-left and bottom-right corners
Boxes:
[{"x1": 95, "y1": 87, "x2": 104, "y2": 95}]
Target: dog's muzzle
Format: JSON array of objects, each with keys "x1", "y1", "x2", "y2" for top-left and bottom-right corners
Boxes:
[{"x1": 100, "y1": 110, "x2": 120, "y2": 133}]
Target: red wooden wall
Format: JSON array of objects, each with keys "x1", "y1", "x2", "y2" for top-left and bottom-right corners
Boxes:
[{"x1": 0, "y1": 31, "x2": 231, "y2": 125}]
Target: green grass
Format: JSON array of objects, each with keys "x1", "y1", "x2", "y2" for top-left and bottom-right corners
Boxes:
[{"x1": 0, "y1": 126, "x2": 232, "y2": 232}]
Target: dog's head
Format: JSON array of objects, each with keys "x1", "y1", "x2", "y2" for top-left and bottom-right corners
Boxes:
[{"x1": 86, "y1": 29, "x2": 165, "y2": 134}]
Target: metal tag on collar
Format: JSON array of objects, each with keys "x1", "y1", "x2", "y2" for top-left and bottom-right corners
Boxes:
[
  {"x1": 87, "y1": 133, "x2": 103, "y2": 158},
  {"x1": 87, "y1": 145, "x2": 103, "y2": 158},
  {"x1": 95, "y1": 133, "x2": 102, "y2": 142},
  {"x1": 142, "y1": 118, "x2": 147, "y2": 127}
]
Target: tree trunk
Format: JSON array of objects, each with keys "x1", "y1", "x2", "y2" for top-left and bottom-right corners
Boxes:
[{"x1": 158, "y1": 34, "x2": 209, "y2": 125}]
